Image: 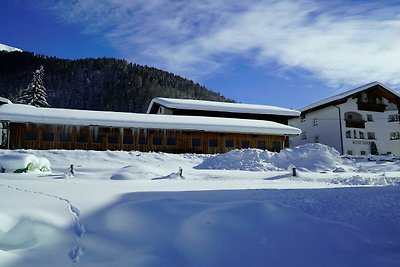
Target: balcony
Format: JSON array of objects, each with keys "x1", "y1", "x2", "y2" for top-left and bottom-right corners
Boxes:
[
  {"x1": 345, "y1": 119, "x2": 365, "y2": 128},
  {"x1": 357, "y1": 102, "x2": 387, "y2": 112}
]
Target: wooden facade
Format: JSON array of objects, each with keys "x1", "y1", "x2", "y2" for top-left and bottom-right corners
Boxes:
[{"x1": 7, "y1": 123, "x2": 287, "y2": 153}]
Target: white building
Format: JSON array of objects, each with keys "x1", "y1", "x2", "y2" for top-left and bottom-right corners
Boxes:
[{"x1": 289, "y1": 82, "x2": 400, "y2": 156}]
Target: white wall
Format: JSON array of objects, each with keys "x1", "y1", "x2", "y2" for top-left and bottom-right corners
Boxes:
[{"x1": 289, "y1": 106, "x2": 342, "y2": 153}]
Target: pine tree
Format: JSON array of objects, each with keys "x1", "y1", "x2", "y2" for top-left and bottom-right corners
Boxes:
[{"x1": 18, "y1": 66, "x2": 50, "y2": 107}]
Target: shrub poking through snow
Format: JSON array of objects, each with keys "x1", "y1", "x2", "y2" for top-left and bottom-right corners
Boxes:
[{"x1": 0, "y1": 154, "x2": 51, "y2": 173}]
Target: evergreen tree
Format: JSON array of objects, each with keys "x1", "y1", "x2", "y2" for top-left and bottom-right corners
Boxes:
[{"x1": 18, "y1": 66, "x2": 50, "y2": 107}]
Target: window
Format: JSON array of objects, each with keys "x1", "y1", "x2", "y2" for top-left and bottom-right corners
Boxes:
[
  {"x1": 241, "y1": 140, "x2": 250, "y2": 148},
  {"x1": 367, "y1": 114, "x2": 373, "y2": 121},
  {"x1": 367, "y1": 132, "x2": 375, "y2": 140},
  {"x1": 123, "y1": 136, "x2": 133, "y2": 144},
  {"x1": 192, "y1": 138, "x2": 201, "y2": 147},
  {"x1": 138, "y1": 136, "x2": 147, "y2": 144},
  {"x1": 390, "y1": 132, "x2": 400, "y2": 140},
  {"x1": 272, "y1": 141, "x2": 282, "y2": 152},
  {"x1": 301, "y1": 131, "x2": 307, "y2": 140},
  {"x1": 301, "y1": 113, "x2": 306, "y2": 122},
  {"x1": 225, "y1": 139, "x2": 234, "y2": 147},
  {"x1": 167, "y1": 137, "x2": 176, "y2": 146},
  {"x1": 313, "y1": 118, "x2": 318, "y2": 126},
  {"x1": 353, "y1": 130, "x2": 357, "y2": 139},
  {"x1": 346, "y1": 130, "x2": 351, "y2": 138},
  {"x1": 314, "y1": 135, "x2": 319, "y2": 143},
  {"x1": 92, "y1": 135, "x2": 103, "y2": 144},
  {"x1": 347, "y1": 150, "x2": 353, "y2": 155},
  {"x1": 361, "y1": 151, "x2": 366, "y2": 155},
  {"x1": 108, "y1": 135, "x2": 118, "y2": 144},
  {"x1": 359, "y1": 131, "x2": 364, "y2": 139},
  {"x1": 153, "y1": 137, "x2": 162, "y2": 145},
  {"x1": 60, "y1": 132, "x2": 71, "y2": 142},
  {"x1": 42, "y1": 132, "x2": 54, "y2": 141},
  {"x1": 257, "y1": 141, "x2": 266, "y2": 150},
  {"x1": 388, "y1": 114, "x2": 400, "y2": 122},
  {"x1": 77, "y1": 134, "x2": 88, "y2": 143},
  {"x1": 209, "y1": 139, "x2": 218, "y2": 147},
  {"x1": 25, "y1": 131, "x2": 37, "y2": 141}
]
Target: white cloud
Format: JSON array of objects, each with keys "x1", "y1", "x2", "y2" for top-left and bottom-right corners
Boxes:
[{"x1": 44, "y1": 0, "x2": 400, "y2": 89}]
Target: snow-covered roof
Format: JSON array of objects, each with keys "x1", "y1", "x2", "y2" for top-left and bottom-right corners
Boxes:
[
  {"x1": 147, "y1": 97, "x2": 300, "y2": 117},
  {"x1": 0, "y1": 104, "x2": 301, "y2": 136},
  {"x1": 300, "y1": 82, "x2": 400, "y2": 112},
  {"x1": 0, "y1": 43, "x2": 22, "y2": 52}
]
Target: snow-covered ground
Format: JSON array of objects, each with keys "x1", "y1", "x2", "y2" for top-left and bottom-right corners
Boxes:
[{"x1": 0, "y1": 144, "x2": 399, "y2": 266}]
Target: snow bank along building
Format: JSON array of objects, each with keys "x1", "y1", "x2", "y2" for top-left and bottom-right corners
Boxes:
[
  {"x1": 289, "y1": 82, "x2": 400, "y2": 156},
  {"x1": 0, "y1": 97, "x2": 301, "y2": 153}
]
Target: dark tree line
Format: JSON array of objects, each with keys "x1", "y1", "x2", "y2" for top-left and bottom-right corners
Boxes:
[{"x1": 0, "y1": 51, "x2": 233, "y2": 113}]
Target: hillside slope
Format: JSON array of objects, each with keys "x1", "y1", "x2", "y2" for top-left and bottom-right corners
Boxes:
[{"x1": 0, "y1": 51, "x2": 231, "y2": 112}]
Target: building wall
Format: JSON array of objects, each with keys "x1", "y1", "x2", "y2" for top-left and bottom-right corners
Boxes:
[
  {"x1": 8, "y1": 123, "x2": 287, "y2": 154},
  {"x1": 289, "y1": 106, "x2": 342, "y2": 152},
  {"x1": 289, "y1": 97, "x2": 400, "y2": 156}
]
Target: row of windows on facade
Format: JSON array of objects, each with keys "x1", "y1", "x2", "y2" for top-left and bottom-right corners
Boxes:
[
  {"x1": 25, "y1": 131, "x2": 279, "y2": 149},
  {"x1": 345, "y1": 130, "x2": 400, "y2": 140},
  {"x1": 301, "y1": 114, "x2": 399, "y2": 124}
]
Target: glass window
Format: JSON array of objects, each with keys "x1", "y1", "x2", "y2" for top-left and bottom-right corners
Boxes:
[
  {"x1": 60, "y1": 132, "x2": 71, "y2": 142},
  {"x1": 301, "y1": 113, "x2": 306, "y2": 122},
  {"x1": 346, "y1": 130, "x2": 351, "y2": 138},
  {"x1": 367, "y1": 114, "x2": 373, "y2": 121},
  {"x1": 301, "y1": 131, "x2": 307, "y2": 140},
  {"x1": 388, "y1": 114, "x2": 400, "y2": 122},
  {"x1": 192, "y1": 138, "x2": 201, "y2": 147},
  {"x1": 347, "y1": 150, "x2": 353, "y2": 155},
  {"x1": 77, "y1": 134, "x2": 88, "y2": 143},
  {"x1": 92, "y1": 135, "x2": 103, "y2": 144},
  {"x1": 361, "y1": 151, "x2": 366, "y2": 155},
  {"x1": 272, "y1": 141, "x2": 281, "y2": 152},
  {"x1": 42, "y1": 132, "x2": 54, "y2": 141},
  {"x1": 209, "y1": 139, "x2": 218, "y2": 147},
  {"x1": 138, "y1": 136, "x2": 147, "y2": 144},
  {"x1": 367, "y1": 132, "x2": 375, "y2": 140},
  {"x1": 25, "y1": 131, "x2": 37, "y2": 141},
  {"x1": 257, "y1": 141, "x2": 266, "y2": 150},
  {"x1": 225, "y1": 139, "x2": 234, "y2": 147},
  {"x1": 153, "y1": 137, "x2": 162, "y2": 145},
  {"x1": 108, "y1": 135, "x2": 118, "y2": 144},
  {"x1": 353, "y1": 130, "x2": 357, "y2": 139},
  {"x1": 123, "y1": 136, "x2": 133, "y2": 144},
  {"x1": 241, "y1": 140, "x2": 250, "y2": 148},
  {"x1": 167, "y1": 137, "x2": 176, "y2": 146},
  {"x1": 390, "y1": 132, "x2": 400, "y2": 140},
  {"x1": 359, "y1": 131, "x2": 364, "y2": 139}
]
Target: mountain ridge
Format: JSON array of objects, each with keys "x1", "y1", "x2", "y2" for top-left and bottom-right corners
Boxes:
[{"x1": 0, "y1": 49, "x2": 232, "y2": 113}]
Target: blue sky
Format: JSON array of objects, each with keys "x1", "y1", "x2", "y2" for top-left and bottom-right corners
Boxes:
[{"x1": 1, "y1": 0, "x2": 400, "y2": 109}]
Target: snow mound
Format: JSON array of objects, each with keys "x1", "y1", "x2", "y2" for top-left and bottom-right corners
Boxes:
[
  {"x1": 0, "y1": 153, "x2": 51, "y2": 173},
  {"x1": 196, "y1": 144, "x2": 356, "y2": 172},
  {"x1": 0, "y1": 215, "x2": 58, "y2": 251},
  {"x1": 80, "y1": 197, "x2": 396, "y2": 267}
]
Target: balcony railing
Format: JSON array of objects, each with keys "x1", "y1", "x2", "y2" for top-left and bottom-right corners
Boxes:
[
  {"x1": 357, "y1": 102, "x2": 387, "y2": 112},
  {"x1": 345, "y1": 119, "x2": 366, "y2": 128}
]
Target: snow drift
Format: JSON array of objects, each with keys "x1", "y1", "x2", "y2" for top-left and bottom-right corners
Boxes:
[{"x1": 196, "y1": 143, "x2": 356, "y2": 172}]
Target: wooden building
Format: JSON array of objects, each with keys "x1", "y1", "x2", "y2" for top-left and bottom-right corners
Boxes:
[
  {"x1": 147, "y1": 97, "x2": 300, "y2": 124},
  {"x1": 0, "y1": 102, "x2": 301, "y2": 153}
]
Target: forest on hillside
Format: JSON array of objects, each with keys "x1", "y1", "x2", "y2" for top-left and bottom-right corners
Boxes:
[{"x1": 0, "y1": 51, "x2": 232, "y2": 113}]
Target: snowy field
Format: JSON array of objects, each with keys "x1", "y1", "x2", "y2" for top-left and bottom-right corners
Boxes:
[{"x1": 0, "y1": 144, "x2": 399, "y2": 266}]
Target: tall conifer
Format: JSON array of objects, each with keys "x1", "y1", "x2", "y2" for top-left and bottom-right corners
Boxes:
[{"x1": 18, "y1": 66, "x2": 50, "y2": 107}]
